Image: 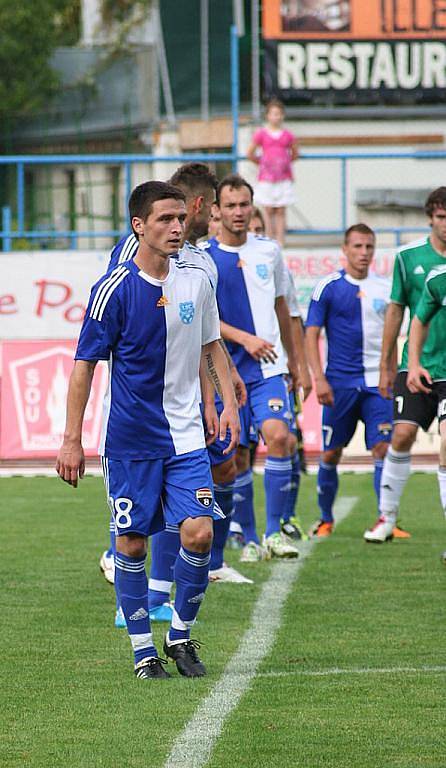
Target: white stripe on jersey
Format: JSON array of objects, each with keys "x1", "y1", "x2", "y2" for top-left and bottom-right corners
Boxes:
[
  {"x1": 90, "y1": 266, "x2": 127, "y2": 319},
  {"x1": 93, "y1": 268, "x2": 130, "y2": 322},
  {"x1": 118, "y1": 234, "x2": 138, "y2": 264},
  {"x1": 426, "y1": 264, "x2": 446, "y2": 282},
  {"x1": 312, "y1": 271, "x2": 342, "y2": 302},
  {"x1": 99, "y1": 354, "x2": 113, "y2": 456}
]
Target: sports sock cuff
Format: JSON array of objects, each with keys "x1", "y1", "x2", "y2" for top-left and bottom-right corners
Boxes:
[
  {"x1": 235, "y1": 469, "x2": 253, "y2": 487},
  {"x1": 148, "y1": 578, "x2": 173, "y2": 592},
  {"x1": 115, "y1": 553, "x2": 146, "y2": 573},
  {"x1": 213, "y1": 481, "x2": 235, "y2": 493},
  {"x1": 388, "y1": 447, "x2": 411, "y2": 460},
  {"x1": 320, "y1": 461, "x2": 337, "y2": 472},
  {"x1": 265, "y1": 456, "x2": 292, "y2": 471},
  {"x1": 374, "y1": 459, "x2": 384, "y2": 467},
  {"x1": 179, "y1": 547, "x2": 211, "y2": 568}
]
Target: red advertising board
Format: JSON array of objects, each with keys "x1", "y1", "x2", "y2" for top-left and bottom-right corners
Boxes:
[{"x1": 0, "y1": 341, "x2": 108, "y2": 459}]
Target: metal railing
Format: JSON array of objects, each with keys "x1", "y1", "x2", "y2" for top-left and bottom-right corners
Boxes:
[{"x1": 1, "y1": 147, "x2": 445, "y2": 250}]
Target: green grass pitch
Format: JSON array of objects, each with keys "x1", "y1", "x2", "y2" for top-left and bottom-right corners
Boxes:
[{"x1": 1, "y1": 471, "x2": 445, "y2": 768}]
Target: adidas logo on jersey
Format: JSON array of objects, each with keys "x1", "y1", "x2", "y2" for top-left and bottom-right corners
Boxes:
[
  {"x1": 129, "y1": 607, "x2": 149, "y2": 621},
  {"x1": 156, "y1": 296, "x2": 170, "y2": 307},
  {"x1": 413, "y1": 265, "x2": 425, "y2": 275}
]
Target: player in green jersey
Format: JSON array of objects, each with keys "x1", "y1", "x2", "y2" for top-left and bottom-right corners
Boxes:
[
  {"x1": 365, "y1": 187, "x2": 446, "y2": 542},
  {"x1": 407, "y1": 264, "x2": 446, "y2": 562}
]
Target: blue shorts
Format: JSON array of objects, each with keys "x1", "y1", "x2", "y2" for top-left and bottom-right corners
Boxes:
[
  {"x1": 322, "y1": 386, "x2": 393, "y2": 451},
  {"x1": 102, "y1": 448, "x2": 223, "y2": 538},
  {"x1": 247, "y1": 375, "x2": 292, "y2": 433},
  {"x1": 288, "y1": 390, "x2": 299, "y2": 438}
]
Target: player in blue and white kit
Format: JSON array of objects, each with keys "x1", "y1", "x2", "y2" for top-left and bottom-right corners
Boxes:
[
  {"x1": 56, "y1": 181, "x2": 240, "y2": 679},
  {"x1": 98, "y1": 165, "x2": 250, "y2": 625},
  {"x1": 306, "y1": 223, "x2": 393, "y2": 536},
  {"x1": 203, "y1": 174, "x2": 302, "y2": 559}
]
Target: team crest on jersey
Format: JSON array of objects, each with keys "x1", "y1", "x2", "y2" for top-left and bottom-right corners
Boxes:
[
  {"x1": 196, "y1": 488, "x2": 213, "y2": 507},
  {"x1": 237, "y1": 259, "x2": 246, "y2": 268},
  {"x1": 373, "y1": 298, "x2": 387, "y2": 318},
  {"x1": 356, "y1": 290, "x2": 365, "y2": 299},
  {"x1": 179, "y1": 301, "x2": 195, "y2": 324},
  {"x1": 378, "y1": 422, "x2": 392, "y2": 435},
  {"x1": 156, "y1": 296, "x2": 169, "y2": 307},
  {"x1": 268, "y1": 398, "x2": 284, "y2": 413},
  {"x1": 256, "y1": 264, "x2": 268, "y2": 279}
]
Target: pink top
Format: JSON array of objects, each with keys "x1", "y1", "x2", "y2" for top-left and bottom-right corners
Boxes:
[{"x1": 253, "y1": 127, "x2": 296, "y2": 182}]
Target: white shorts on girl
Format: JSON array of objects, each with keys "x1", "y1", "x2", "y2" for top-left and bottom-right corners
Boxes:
[{"x1": 254, "y1": 179, "x2": 295, "y2": 208}]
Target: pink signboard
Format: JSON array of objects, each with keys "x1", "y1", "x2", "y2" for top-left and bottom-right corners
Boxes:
[{"x1": 0, "y1": 340, "x2": 108, "y2": 459}]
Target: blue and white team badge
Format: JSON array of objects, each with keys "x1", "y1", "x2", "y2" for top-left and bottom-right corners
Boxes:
[
  {"x1": 256, "y1": 264, "x2": 268, "y2": 280},
  {"x1": 373, "y1": 298, "x2": 387, "y2": 318},
  {"x1": 179, "y1": 301, "x2": 195, "y2": 324}
]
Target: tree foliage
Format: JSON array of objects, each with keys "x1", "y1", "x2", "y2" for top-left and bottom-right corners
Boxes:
[{"x1": 0, "y1": 0, "x2": 80, "y2": 120}]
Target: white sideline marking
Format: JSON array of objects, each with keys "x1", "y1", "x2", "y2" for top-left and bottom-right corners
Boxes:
[
  {"x1": 164, "y1": 496, "x2": 358, "y2": 768},
  {"x1": 258, "y1": 665, "x2": 446, "y2": 679}
]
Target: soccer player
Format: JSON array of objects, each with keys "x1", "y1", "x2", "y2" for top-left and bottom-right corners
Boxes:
[
  {"x1": 306, "y1": 224, "x2": 393, "y2": 537},
  {"x1": 56, "y1": 181, "x2": 240, "y2": 679},
  {"x1": 407, "y1": 267, "x2": 446, "y2": 562},
  {"x1": 366, "y1": 187, "x2": 446, "y2": 542},
  {"x1": 203, "y1": 174, "x2": 302, "y2": 559},
  {"x1": 100, "y1": 164, "x2": 250, "y2": 619}
]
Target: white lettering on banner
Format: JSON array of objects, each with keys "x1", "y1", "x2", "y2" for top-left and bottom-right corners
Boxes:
[{"x1": 277, "y1": 41, "x2": 446, "y2": 90}]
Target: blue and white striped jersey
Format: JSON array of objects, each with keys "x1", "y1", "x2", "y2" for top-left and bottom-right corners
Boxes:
[
  {"x1": 75, "y1": 258, "x2": 220, "y2": 459},
  {"x1": 108, "y1": 233, "x2": 218, "y2": 290},
  {"x1": 306, "y1": 269, "x2": 391, "y2": 388},
  {"x1": 202, "y1": 233, "x2": 287, "y2": 384}
]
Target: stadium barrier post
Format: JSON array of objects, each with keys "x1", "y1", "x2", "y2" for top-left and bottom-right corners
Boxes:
[
  {"x1": 2, "y1": 206, "x2": 12, "y2": 252},
  {"x1": 231, "y1": 24, "x2": 239, "y2": 173}
]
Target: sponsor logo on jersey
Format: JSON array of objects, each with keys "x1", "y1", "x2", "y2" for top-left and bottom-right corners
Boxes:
[
  {"x1": 378, "y1": 422, "x2": 392, "y2": 435},
  {"x1": 196, "y1": 487, "x2": 213, "y2": 507},
  {"x1": 129, "y1": 607, "x2": 149, "y2": 621},
  {"x1": 373, "y1": 298, "x2": 387, "y2": 317},
  {"x1": 237, "y1": 259, "x2": 246, "y2": 268},
  {"x1": 188, "y1": 592, "x2": 205, "y2": 604},
  {"x1": 356, "y1": 290, "x2": 365, "y2": 299},
  {"x1": 268, "y1": 397, "x2": 284, "y2": 413},
  {"x1": 442, "y1": 297, "x2": 446, "y2": 306},
  {"x1": 156, "y1": 296, "x2": 170, "y2": 307},
  {"x1": 256, "y1": 263, "x2": 268, "y2": 279},
  {"x1": 179, "y1": 301, "x2": 195, "y2": 324},
  {"x1": 413, "y1": 265, "x2": 425, "y2": 275}
]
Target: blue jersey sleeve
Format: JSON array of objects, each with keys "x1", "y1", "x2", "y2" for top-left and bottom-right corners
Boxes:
[
  {"x1": 75, "y1": 277, "x2": 123, "y2": 361},
  {"x1": 306, "y1": 281, "x2": 331, "y2": 328}
]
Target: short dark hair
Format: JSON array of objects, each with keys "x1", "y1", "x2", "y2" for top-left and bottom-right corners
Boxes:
[
  {"x1": 128, "y1": 181, "x2": 185, "y2": 234},
  {"x1": 216, "y1": 174, "x2": 254, "y2": 206},
  {"x1": 425, "y1": 187, "x2": 446, "y2": 217},
  {"x1": 169, "y1": 162, "x2": 218, "y2": 198},
  {"x1": 344, "y1": 223, "x2": 375, "y2": 243}
]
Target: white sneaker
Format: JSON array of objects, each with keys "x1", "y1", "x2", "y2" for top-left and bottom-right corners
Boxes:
[
  {"x1": 262, "y1": 532, "x2": 299, "y2": 559},
  {"x1": 240, "y1": 541, "x2": 267, "y2": 563},
  {"x1": 364, "y1": 517, "x2": 394, "y2": 543},
  {"x1": 99, "y1": 550, "x2": 115, "y2": 584},
  {"x1": 209, "y1": 563, "x2": 253, "y2": 584}
]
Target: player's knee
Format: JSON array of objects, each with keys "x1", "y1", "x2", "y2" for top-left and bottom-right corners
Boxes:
[
  {"x1": 392, "y1": 424, "x2": 417, "y2": 452},
  {"x1": 116, "y1": 534, "x2": 147, "y2": 559},
  {"x1": 212, "y1": 457, "x2": 237, "y2": 485},
  {"x1": 321, "y1": 447, "x2": 342, "y2": 465},
  {"x1": 372, "y1": 442, "x2": 389, "y2": 460},
  {"x1": 264, "y1": 424, "x2": 289, "y2": 455},
  {"x1": 181, "y1": 518, "x2": 213, "y2": 553}
]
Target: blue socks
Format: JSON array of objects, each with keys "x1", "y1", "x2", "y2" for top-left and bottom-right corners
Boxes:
[
  {"x1": 233, "y1": 469, "x2": 259, "y2": 544},
  {"x1": 148, "y1": 525, "x2": 179, "y2": 609},
  {"x1": 114, "y1": 552, "x2": 157, "y2": 664},
  {"x1": 210, "y1": 482, "x2": 234, "y2": 570},
  {"x1": 264, "y1": 456, "x2": 292, "y2": 537},
  {"x1": 170, "y1": 547, "x2": 210, "y2": 643},
  {"x1": 281, "y1": 451, "x2": 300, "y2": 523},
  {"x1": 374, "y1": 459, "x2": 384, "y2": 510},
  {"x1": 317, "y1": 461, "x2": 339, "y2": 523}
]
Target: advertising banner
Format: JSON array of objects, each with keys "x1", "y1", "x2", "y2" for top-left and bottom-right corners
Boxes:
[
  {"x1": 0, "y1": 341, "x2": 108, "y2": 459},
  {"x1": 263, "y1": 0, "x2": 446, "y2": 105}
]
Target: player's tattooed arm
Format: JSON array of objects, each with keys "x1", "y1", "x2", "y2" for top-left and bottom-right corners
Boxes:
[
  {"x1": 56, "y1": 360, "x2": 97, "y2": 488},
  {"x1": 202, "y1": 341, "x2": 240, "y2": 453},
  {"x1": 218, "y1": 339, "x2": 247, "y2": 406}
]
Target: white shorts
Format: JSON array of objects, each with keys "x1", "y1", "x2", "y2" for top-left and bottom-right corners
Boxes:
[{"x1": 254, "y1": 179, "x2": 295, "y2": 208}]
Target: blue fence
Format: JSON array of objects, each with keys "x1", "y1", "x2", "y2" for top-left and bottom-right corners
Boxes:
[{"x1": 1, "y1": 147, "x2": 445, "y2": 251}]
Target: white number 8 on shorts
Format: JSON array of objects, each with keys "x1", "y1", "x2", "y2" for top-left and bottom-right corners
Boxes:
[{"x1": 113, "y1": 497, "x2": 133, "y2": 529}]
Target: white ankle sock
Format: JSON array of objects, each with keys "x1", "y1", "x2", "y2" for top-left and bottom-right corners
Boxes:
[
  {"x1": 437, "y1": 466, "x2": 446, "y2": 517},
  {"x1": 379, "y1": 448, "x2": 411, "y2": 523}
]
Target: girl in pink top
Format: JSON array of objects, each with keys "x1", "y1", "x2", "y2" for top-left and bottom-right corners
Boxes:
[{"x1": 247, "y1": 99, "x2": 298, "y2": 245}]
